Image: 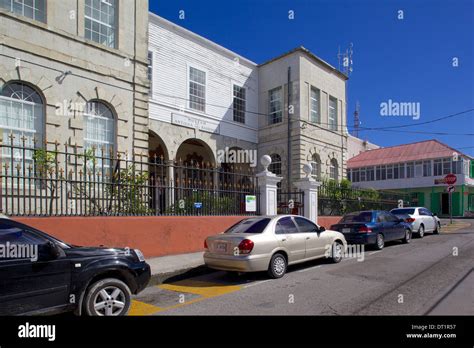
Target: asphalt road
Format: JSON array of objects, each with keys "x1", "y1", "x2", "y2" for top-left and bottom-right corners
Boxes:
[{"x1": 131, "y1": 220, "x2": 474, "y2": 315}]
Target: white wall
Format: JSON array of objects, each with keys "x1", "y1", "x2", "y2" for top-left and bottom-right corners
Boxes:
[
  {"x1": 347, "y1": 135, "x2": 380, "y2": 160},
  {"x1": 148, "y1": 14, "x2": 259, "y2": 144}
]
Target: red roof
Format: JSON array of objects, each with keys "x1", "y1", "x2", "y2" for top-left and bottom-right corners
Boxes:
[{"x1": 347, "y1": 140, "x2": 470, "y2": 169}]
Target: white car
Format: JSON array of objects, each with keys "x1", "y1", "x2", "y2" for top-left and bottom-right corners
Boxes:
[
  {"x1": 390, "y1": 207, "x2": 441, "y2": 238},
  {"x1": 204, "y1": 215, "x2": 347, "y2": 278}
]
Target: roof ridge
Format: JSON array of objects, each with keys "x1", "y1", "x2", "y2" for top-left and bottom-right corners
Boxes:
[{"x1": 348, "y1": 139, "x2": 471, "y2": 167}]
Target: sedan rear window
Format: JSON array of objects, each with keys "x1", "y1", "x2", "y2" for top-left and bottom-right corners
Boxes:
[
  {"x1": 391, "y1": 208, "x2": 415, "y2": 215},
  {"x1": 340, "y1": 212, "x2": 373, "y2": 223},
  {"x1": 224, "y1": 218, "x2": 271, "y2": 234}
]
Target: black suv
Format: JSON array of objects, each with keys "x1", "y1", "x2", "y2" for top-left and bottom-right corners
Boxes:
[{"x1": 0, "y1": 217, "x2": 151, "y2": 316}]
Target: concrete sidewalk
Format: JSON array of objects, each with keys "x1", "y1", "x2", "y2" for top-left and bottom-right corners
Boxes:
[{"x1": 146, "y1": 251, "x2": 209, "y2": 286}]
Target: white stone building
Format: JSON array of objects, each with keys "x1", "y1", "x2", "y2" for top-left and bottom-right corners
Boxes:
[
  {"x1": 0, "y1": 0, "x2": 149, "y2": 159},
  {"x1": 148, "y1": 16, "x2": 349, "y2": 192}
]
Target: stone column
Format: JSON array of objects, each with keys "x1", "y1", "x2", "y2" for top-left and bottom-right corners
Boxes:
[
  {"x1": 256, "y1": 155, "x2": 283, "y2": 216},
  {"x1": 294, "y1": 164, "x2": 321, "y2": 223}
]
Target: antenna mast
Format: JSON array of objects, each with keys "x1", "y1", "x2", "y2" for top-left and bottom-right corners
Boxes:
[{"x1": 353, "y1": 101, "x2": 360, "y2": 138}]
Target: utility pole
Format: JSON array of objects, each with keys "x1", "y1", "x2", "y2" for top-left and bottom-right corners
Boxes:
[{"x1": 287, "y1": 66, "x2": 291, "y2": 192}]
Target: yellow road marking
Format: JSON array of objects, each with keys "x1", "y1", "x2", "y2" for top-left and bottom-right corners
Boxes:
[
  {"x1": 129, "y1": 300, "x2": 163, "y2": 316},
  {"x1": 129, "y1": 280, "x2": 243, "y2": 315},
  {"x1": 442, "y1": 223, "x2": 470, "y2": 233},
  {"x1": 159, "y1": 280, "x2": 242, "y2": 298}
]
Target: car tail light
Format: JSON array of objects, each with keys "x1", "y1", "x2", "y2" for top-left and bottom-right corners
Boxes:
[
  {"x1": 358, "y1": 226, "x2": 372, "y2": 233},
  {"x1": 238, "y1": 239, "x2": 254, "y2": 254},
  {"x1": 204, "y1": 239, "x2": 208, "y2": 250},
  {"x1": 405, "y1": 218, "x2": 416, "y2": 223}
]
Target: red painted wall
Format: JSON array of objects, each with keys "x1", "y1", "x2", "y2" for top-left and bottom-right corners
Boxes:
[
  {"x1": 13, "y1": 215, "x2": 342, "y2": 258},
  {"x1": 14, "y1": 216, "x2": 245, "y2": 258},
  {"x1": 318, "y1": 216, "x2": 342, "y2": 229}
]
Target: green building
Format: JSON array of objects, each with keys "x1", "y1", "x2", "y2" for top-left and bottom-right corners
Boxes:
[{"x1": 347, "y1": 140, "x2": 474, "y2": 217}]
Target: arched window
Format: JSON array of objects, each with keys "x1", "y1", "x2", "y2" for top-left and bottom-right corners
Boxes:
[
  {"x1": 311, "y1": 154, "x2": 321, "y2": 180},
  {"x1": 0, "y1": 82, "x2": 44, "y2": 169},
  {"x1": 330, "y1": 158, "x2": 339, "y2": 181},
  {"x1": 83, "y1": 101, "x2": 115, "y2": 168}
]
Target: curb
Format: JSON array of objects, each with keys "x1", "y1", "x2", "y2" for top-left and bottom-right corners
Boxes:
[{"x1": 147, "y1": 264, "x2": 215, "y2": 287}]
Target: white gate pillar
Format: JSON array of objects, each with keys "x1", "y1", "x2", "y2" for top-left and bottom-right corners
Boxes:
[
  {"x1": 256, "y1": 155, "x2": 283, "y2": 216},
  {"x1": 294, "y1": 164, "x2": 321, "y2": 223}
]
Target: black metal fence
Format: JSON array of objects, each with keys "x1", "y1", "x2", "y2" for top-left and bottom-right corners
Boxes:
[
  {"x1": 277, "y1": 191, "x2": 304, "y2": 215},
  {"x1": 0, "y1": 137, "x2": 260, "y2": 217},
  {"x1": 318, "y1": 181, "x2": 410, "y2": 216}
]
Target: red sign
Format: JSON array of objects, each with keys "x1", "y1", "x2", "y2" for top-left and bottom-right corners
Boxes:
[{"x1": 445, "y1": 174, "x2": 457, "y2": 185}]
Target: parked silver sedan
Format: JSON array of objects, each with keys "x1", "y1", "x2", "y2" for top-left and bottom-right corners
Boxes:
[
  {"x1": 204, "y1": 215, "x2": 347, "y2": 278},
  {"x1": 390, "y1": 207, "x2": 441, "y2": 238}
]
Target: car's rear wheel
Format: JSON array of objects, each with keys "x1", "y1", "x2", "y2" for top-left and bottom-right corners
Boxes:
[
  {"x1": 267, "y1": 253, "x2": 287, "y2": 279},
  {"x1": 84, "y1": 278, "x2": 131, "y2": 316},
  {"x1": 417, "y1": 225, "x2": 425, "y2": 238},
  {"x1": 433, "y1": 222, "x2": 441, "y2": 234},
  {"x1": 374, "y1": 233, "x2": 384, "y2": 250},
  {"x1": 330, "y1": 241, "x2": 343, "y2": 263},
  {"x1": 402, "y1": 229, "x2": 412, "y2": 244}
]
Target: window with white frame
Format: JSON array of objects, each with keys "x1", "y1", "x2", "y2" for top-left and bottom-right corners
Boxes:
[
  {"x1": 353, "y1": 168, "x2": 360, "y2": 182},
  {"x1": 147, "y1": 51, "x2": 153, "y2": 96},
  {"x1": 328, "y1": 96, "x2": 338, "y2": 131},
  {"x1": 310, "y1": 87, "x2": 320, "y2": 123},
  {"x1": 189, "y1": 67, "x2": 206, "y2": 112},
  {"x1": 360, "y1": 167, "x2": 366, "y2": 182},
  {"x1": 269, "y1": 87, "x2": 282, "y2": 124},
  {"x1": 233, "y1": 85, "x2": 246, "y2": 124},
  {"x1": 310, "y1": 154, "x2": 321, "y2": 180},
  {"x1": 398, "y1": 163, "x2": 405, "y2": 179},
  {"x1": 329, "y1": 158, "x2": 338, "y2": 181},
  {"x1": 269, "y1": 154, "x2": 282, "y2": 176},
  {"x1": 423, "y1": 160, "x2": 432, "y2": 177},
  {"x1": 83, "y1": 101, "x2": 115, "y2": 169},
  {"x1": 433, "y1": 159, "x2": 443, "y2": 176},
  {"x1": 386, "y1": 165, "x2": 393, "y2": 180},
  {"x1": 0, "y1": 82, "x2": 44, "y2": 174},
  {"x1": 85, "y1": 0, "x2": 117, "y2": 48},
  {"x1": 406, "y1": 162, "x2": 414, "y2": 178},
  {"x1": 1, "y1": 0, "x2": 46, "y2": 22},
  {"x1": 394, "y1": 164, "x2": 399, "y2": 179},
  {"x1": 452, "y1": 158, "x2": 462, "y2": 174},
  {"x1": 415, "y1": 161, "x2": 423, "y2": 177},
  {"x1": 381, "y1": 165, "x2": 386, "y2": 180},
  {"x1": 442, "y1": 158, "x2": 451, "y2": 175},
  {"x1": 367, "y1": 167, "x2": 375, "y2": 181}
]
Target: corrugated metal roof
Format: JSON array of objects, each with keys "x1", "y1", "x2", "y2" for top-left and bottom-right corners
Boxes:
[{"x1": 347, "y1": 140, "x2": 470, "y2": 168}]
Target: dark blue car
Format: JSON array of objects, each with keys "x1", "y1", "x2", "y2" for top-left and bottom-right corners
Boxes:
[{"x1": 330, "y1": 210, "x2": 412, "y2": 250}]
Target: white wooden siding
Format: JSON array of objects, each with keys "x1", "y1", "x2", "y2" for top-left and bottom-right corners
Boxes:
[{"x1": 148, "y1": 16, "x2": 259, "y2": 143}]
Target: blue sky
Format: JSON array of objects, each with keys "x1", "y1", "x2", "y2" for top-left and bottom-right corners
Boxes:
[{"x1": 150, "y1": 0, "x2": 474, "y2": 156}]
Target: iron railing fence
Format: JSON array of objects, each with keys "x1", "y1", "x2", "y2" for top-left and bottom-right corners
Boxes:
[
  {"x1": 0, "y1": 136, "x2": 260, "y2": 217},
  {"x1": 277, "y1": 191, "x2": 304, "y2": 216},
  {"x1": 318, "y1": 181, "x2": 412, "y2": 216}
]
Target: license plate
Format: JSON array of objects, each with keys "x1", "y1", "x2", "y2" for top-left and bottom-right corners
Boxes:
[
  {"x1": 342, "y1": 228, "x2": 351, "y2": 233},
  {"x1": 216, "y1": 243, "x2": 227, "y2": 252}
]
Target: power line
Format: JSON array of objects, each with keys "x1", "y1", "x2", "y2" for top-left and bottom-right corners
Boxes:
[
  {"x1": 152, "y1": 91, "x2": 474, "y2": 135},
  {"x1": 358, "y1": 108, "x2": 474, "y2": 131},
  {"x1": 359, "y1": 128, "x2": 474, "y2": 136}
]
